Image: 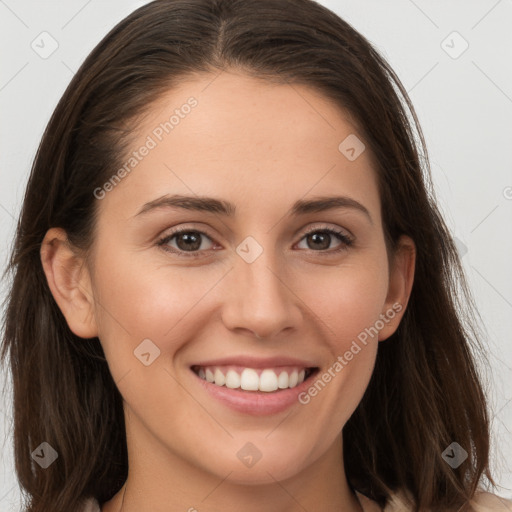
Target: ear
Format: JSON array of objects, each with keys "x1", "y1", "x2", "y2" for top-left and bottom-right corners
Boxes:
[
  {"x1": 40, "y1": 227, "x2": 98, "y2": 339},
  {"x1": 378, "y1": 234, "x2": 416, "y2": 342}
]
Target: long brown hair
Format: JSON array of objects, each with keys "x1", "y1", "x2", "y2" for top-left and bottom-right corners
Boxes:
[{"x1": 1, "y1": 0, "x2": 495, "y2": 510}]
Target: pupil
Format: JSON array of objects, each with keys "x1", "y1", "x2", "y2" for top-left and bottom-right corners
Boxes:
[
  {"x1": 309, "y1": 232, "x2": 330, "y2": 250},
  {"x1": 177, "y1": 232, "x2": 201, "y2": 251}
]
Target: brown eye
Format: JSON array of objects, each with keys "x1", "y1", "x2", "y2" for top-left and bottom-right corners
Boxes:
[
  {"x1": 296, "y1": 228, "x2": 353, "y2": 252},
  {"x1": 158, "y1": 229, "x2": 215, "y2": 254}
]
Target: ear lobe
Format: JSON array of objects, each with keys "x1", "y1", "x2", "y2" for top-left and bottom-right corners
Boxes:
[
  {"x1": 40, "y1": 227, "x2": 98, "y2": 339},
  {"x1": 378, "y1": 235, "x2": 416, "y2": 342}
]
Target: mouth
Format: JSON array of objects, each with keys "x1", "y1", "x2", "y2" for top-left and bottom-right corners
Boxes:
[
  {"x1": 189, "y1": 356, "x2": 321, "y2": 415},
  {"x1": 191, "y1": 365, "x2": 318, "y2": 392}
]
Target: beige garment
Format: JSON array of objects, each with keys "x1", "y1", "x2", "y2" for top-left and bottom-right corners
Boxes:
[{"x1": 83, "y1": 490, "x2": 512, "y2": 511}]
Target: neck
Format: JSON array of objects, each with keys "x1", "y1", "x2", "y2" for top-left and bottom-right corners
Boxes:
[{"x1": 102, "y1": 412, "x2": 363, "y2": 512}]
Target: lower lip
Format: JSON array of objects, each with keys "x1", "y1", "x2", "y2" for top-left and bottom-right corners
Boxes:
[{"x1": 191, "y1": 369, "x2": 317, "y2": 415}]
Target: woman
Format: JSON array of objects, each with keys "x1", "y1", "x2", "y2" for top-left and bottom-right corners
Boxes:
[{"x1": 1, "y1": 0, "x2": 511, "y2": 511}]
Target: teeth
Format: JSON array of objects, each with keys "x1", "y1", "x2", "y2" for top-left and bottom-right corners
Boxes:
[
  {"x1": 240, "y1": 368, "x2": 259, "y2": 391},
  {"x1": 225, "y1": 370, "x2": 241, "y2": 389},
  {"x1": 259, "y1": 369, "x2": 278, "y2": 392},
  {"x1": 277, "y1": 371, "x2": 289, "y2": 389},
  {"x1": 195, "y1": 366, "x2": 311, "y2": 392},
  {"x1": 214, "y1": 368, "x2": 226, "y2": 386}
]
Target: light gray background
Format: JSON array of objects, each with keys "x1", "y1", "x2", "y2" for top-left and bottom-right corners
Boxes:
[{"x1": 1, "y1": 0, "x2": 511, "y2": 509}]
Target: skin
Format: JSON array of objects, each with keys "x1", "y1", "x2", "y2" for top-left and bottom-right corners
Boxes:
[{"x1": 41, "y1": 70, "x2": 415, "y2": 512}]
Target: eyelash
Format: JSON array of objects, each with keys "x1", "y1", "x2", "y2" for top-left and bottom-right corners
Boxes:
[{"x1": 156, "y1": 225, "x2": 354, "y2": 258}]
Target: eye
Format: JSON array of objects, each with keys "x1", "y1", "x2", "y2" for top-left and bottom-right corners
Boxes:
[
  {"x1": 295, "y1": 227, "x2": 353, "y2": 253},
  {"x1": 157, "y1": 228, "x2": 216, "y2": 256}
]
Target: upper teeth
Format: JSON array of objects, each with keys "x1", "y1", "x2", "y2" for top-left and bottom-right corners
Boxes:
[{"x1": 196, "y1": 367, "x2": 308, "y2": 392}]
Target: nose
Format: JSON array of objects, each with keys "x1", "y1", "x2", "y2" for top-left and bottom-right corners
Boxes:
[{"x1": 220, "y1": 248, "x2": 303, "y2": 340}]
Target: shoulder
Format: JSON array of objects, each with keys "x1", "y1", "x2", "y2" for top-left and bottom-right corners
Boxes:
[
  {"x1": 468, "y1": 491, "x2": 512, "y2": 511},
  {"x1": 357, "y1": 489, "x2": 512, "y2": 512}
]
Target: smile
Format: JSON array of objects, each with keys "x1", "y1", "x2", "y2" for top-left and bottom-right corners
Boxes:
[
  {"x1": 190, "y1": 356, "x2": 320, "y2": 415},
  {"x1": 191, "y1": 365, "x2": 316, "y2": 392}
]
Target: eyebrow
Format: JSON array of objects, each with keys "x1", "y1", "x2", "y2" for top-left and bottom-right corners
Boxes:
[{"x1": 135, "y1": 194, "x2": 373, "y2": 224}]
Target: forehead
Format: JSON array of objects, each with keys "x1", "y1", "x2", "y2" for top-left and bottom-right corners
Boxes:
[{"x1": 97, "y1": 71, "x2": 381, "y2": 221}]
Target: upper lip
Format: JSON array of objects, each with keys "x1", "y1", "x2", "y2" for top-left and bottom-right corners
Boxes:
[{"x1": 191, "y1": 356, "x2": 318, "y2": 369}]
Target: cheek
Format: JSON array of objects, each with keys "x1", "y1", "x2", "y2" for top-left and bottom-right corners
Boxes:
[
  {"x1": 291, "y1": 254, "x2": 387, "y2": 419},
  {"x1": 91, "y1": 249, "x2": 226, "y2": 363},
  {"x1": 295, "y1": 257, "x2": 389, "y2": 347},
  {"x1": 294, "y1": 266, "x2": 385, "y2": 445},
  {"x1": 91, "y1": 256, "x2": 227, "y2": 427}
]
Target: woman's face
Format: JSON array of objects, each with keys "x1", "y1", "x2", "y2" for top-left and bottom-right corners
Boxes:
[{"x1": 60, "y1": 71, "x2": 414, "y2": 485}]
